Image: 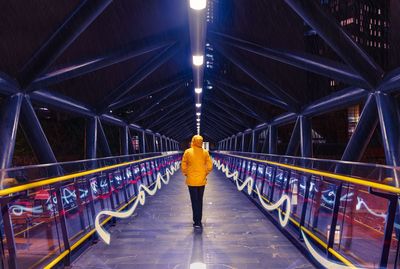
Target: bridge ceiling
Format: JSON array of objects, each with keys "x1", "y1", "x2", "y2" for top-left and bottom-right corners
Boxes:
[{"x1": 0, "y1": 0, "x2": 398, "y2": 143}]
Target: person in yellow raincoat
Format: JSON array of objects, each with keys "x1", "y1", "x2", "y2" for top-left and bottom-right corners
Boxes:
[{"x1": 181, "y1": 135, "x2": 212, "y2": 228}]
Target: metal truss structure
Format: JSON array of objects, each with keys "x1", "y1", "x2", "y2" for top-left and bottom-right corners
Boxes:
[{"x1": 216, "y1": 0, "x2": 400, "y2": 169}]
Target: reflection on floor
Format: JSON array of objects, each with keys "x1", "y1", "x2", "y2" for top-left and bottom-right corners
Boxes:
[{"x1": 71, "y1": 170, "x2": 315, "y2": 269}]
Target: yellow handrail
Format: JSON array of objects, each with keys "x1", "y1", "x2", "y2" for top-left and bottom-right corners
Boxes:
[
  {"x1": 223, "y1": 153, "x2": 400, "y2": 194},
  {"x1": 0, "y1": 154, "x2": 176, "y2": 196}
]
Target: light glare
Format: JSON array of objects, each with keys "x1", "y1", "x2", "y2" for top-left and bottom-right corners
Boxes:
[
  {"x1": 196, "y1": 103, "x2": 202, "y2": 108},
  {"x1": 189, "y1": 0, "x2": 206, "y2": 10},
  {"x1": 196, "y1": 112, "x2": 201, "y2": 116},
  {"x1": 195, "y1": 88, "x2": 202, "y2": 94},
  {"x1": 190, "y1": 262, "x2": 206, "y2": 269},
  {"x1": 197, "y1": 119, "x2": 200, "y2": 122},
  {"x1": 193, "y1": 55, "x2": 204, "y2": 66}
]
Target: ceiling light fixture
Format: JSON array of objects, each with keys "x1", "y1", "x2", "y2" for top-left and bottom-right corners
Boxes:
[
  {"x1": 195, "y1": 88, "x2": 202, "y2": 94},
  {"x1": 196, "y1": 103, "x2": 202, "y2": 108},
  {"x1": 189, "y1": 0, "x2": 206, "y2": 10},
  {"x1": 193, "y1": 55, "x2": 204, "y2": 66}
]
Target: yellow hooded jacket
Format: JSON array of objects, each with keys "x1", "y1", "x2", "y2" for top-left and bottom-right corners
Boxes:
[{"x1": 181, "y1": 135, "x2": 213, "y2": 186}]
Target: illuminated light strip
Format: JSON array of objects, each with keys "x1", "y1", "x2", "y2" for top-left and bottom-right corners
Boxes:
[
  {"x1": 301, "y1": 230, "x2": 360, "y2": 269},
  {"x1": 95, "y1": 161, "x2": 180, "y2": 244},
  {"x1": 44, "y1": 193, "x2": 140, "y2": 268},
  {"x1": 222, "y1": 153, "x2": 400, "y2": 194},
  {"x1": 213, "y1": 159, "x2": 290, "y2": 227},
  {"x1": 213, "y1": 158, "x2": 362, "y2": 269},
  {"x1": 0, "y1": 154, "x2": 173, "y2": 196}
]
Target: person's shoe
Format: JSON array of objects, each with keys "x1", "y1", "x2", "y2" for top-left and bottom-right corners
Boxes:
[{"x1": 193, "y1": 222, "x2": 202, "y2": 228}]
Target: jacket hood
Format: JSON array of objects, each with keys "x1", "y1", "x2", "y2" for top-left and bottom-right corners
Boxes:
[{"x1": 191, "y1": 135, "x2": 203, "y2": 148}]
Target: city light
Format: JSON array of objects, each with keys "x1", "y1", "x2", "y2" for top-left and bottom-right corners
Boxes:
[
  {"x1": 195, "y1": 88, "x2": 202, "y2": 94},
  {"x1": 189, "y1": 0, "x2": 206, "y2": 10},
  {"x1": 196, "y1": 103, "x2": 202, "y2": 108},
  {"x1": 193, "y1": 55, "x2": 204, "y2": 66}
]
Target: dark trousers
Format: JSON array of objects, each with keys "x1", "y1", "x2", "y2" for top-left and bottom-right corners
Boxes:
[{"x1": 188, "y1": 186, "x2": 205, "y2": 224}]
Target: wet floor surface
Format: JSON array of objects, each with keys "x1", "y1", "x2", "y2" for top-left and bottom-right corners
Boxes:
[{"x1": 71, "y1": 169, "x2": 315, "y2": 269}]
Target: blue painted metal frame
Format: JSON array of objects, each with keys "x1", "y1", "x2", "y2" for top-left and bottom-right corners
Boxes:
[
  {"x1": 99, "y1": 42, "x2": 182, "y2": 111},
  {"x1": 214, "y1": 43, "x2": 299, "y2": 111},
  {"x1": 20, "y1": 96, "x2": 58, "y2": 164},
  {"x1": 33, "y1": 39, "x2": 173, "y2": 88},
  {"x1": 18, "y1": 0, "x2": 113, "y2": 89},
  {"x1": 211, "y1": 31, "x2": 370, "y2": 89},
  {"x1": 0, "y1": 94, "x2": 23, "y2": 169},
  {"x1": 284, "y1": 0, "x2": 383, "y2": 88}
]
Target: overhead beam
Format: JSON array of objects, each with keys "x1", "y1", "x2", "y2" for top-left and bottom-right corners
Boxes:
[
  {"x1": 18, "y1": 0, "x2": 112, "y2": 89},
  {"x1": 142, "y1": 103, "x2": 193, "y2": 131},
  {"x1": 156, "y1": 112, "x2": 194, "y2": 133},
  {"x1": 214, "y1": 43, "x2": 299, "y2": 111},
  {"x1": 205, "y1": 106, "x2": 247, "y2": 129},
  {"x1": 212, "y1": 77, "x2": 289, "y2": 110},
  {"x1": 130, "y1": 85, "x2": 183, "y2": 121},
  {"x1": 302, "y1": 87, "x2": 368, "y2": 117},
  {"x1": 204, "y1": 112, "x2": 240, "y2": 134},
  {"x1": 109, "y1": 73, "x2": 189, "y2": 109},
  {"x1": 204, "y1": 97, "x2": 254, "y2": 126},
  {"x1": 211, "y1": 31, "x2": 369, "y2": 89},
  {"x1": 0, "y1": 73, "x2": 19, "y2": 95},
  {"x1": 285, "y1": 0, "x2": 384, "y2": 88},
  {"x1": 33, "y1": 40, "x2": 173, "y2": 88},
  {"x1": 99, "y1": 42, "x2": 182, "y2": 111},
  {"x1": 217, "y1": 86, "x2": 269, "y2": 122},
  {"x1": 146, "y1": 97, "x2": 192, "y2": 128}
]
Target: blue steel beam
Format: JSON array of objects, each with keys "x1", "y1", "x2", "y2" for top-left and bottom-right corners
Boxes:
[
  {"x1": 99, "y1": 42, "x2": 181, "y2": 111},
  {"x1": 0, "y1": 94, "x2": 23, "y2": 169},
  {"x1": 205, "y1": 111, "x2": 243, "y2": 133},
  {"x1": 30, "y1": 89, "x2": 95, "y2": 117},
  {"x1": 341, "y1": 94, "x2": 378, "y2": 161},
  {"x1": 204, "y1": 114, "x2": 238, "y2": 135},
  {"x1": 299, "y1": 115, "x2": 312, "y2": 157},
  {"x1": 216, "y1": 86, "x2": 267, "y2": 122},
  {"x1": 285, "y1": 0, "x2": 384, "y2": 88},
  {"x1": 0, "y1": 73, "x2": 19, "y2": 95},
  {"x1": 302, "y1": 87, "x2": 368, "y2": 117},
  {"x1": 205, "y1": 106, "x2": 248, "y2": 129},
  {"x1": 165, "y1": 120, "x2": 194, "y2": 138},
  {"x1": 214, "y1": 43, "x2": 299, "y2": 111},
  {"x1": 204, "y1": 98, "x2": 250, "y2": 127},
  {"x1": 148, "y1": 106, "x2": 193, "y2": 130},
  {"x1": 97, "y1": 119, "x2": 112, "y2": 156},
  {"x1": 109, "y1": 74, "x2": 189, "y2": 110},
  {"x1": 121, "y1": 125, "x2": 129, "y2": 155},
  {"x1": 375, "y1": 92, "x2": 400, "y2": 168},
  {"x1": 130, "y1": 84, "x2": 183, "y2": 121},
  {"x1": 212, "y1": 77, "x2": 289, "y2": 111},
  {"x1": 146, "y1": 97, "x2": 192, "y2": 128},
  {"x1": 156, "y1": 112, "x2": 194, "y2": 133},
  {"x1": 271, "y1": 112, "x2": 298, "y2": 127},
  {"x1": 211, "y1": 31, "x2": 369, "y2": 89},
  {"x1": 33, "y1": 40, "x2": 173, "y2": 88},
  {"x1": 166, "y1": 122, "x2": 195, "y2": 138},
  {"x1": 86, "y1": 117, "x2": 98, "y2": 159},
  {"x1": 202, "y1": 121, "x2": 229, "y2": 139},
  {"x1": 286, "y1": 117, "x2": 300, "y2": 156},
  {"x1": 20, "y1": 96, "x2": 58, "y2": 164},
  {"x1": 18, "y1": 0, "x2": 112, "y2": 89},
  {"x1": 379, "y1": 68, "x2": 400, "y2": 94}
]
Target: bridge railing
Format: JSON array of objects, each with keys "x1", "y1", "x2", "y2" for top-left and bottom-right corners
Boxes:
[
  {"x1": 0, "y1": 152, "x2": 182, "y2": 269},
  {"x1": 213, "y1": 151, "x2": 400, "y2": 269}
]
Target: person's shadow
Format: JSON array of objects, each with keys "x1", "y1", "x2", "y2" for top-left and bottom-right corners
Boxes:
[{"x1": 189, "y1": 228, "x2": 205, "y2": 268}]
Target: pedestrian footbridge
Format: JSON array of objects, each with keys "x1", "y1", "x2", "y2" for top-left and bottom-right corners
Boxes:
[{"x1": 0, "y1": 152, "x2": 398, "y2": 269}]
